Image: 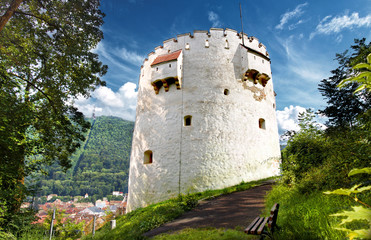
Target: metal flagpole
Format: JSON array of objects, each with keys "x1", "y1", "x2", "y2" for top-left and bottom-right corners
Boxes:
[{"x1": 239, "y1": 2, "x2": 245, "y2": 46}]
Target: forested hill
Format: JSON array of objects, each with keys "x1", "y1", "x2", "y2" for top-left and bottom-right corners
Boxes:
[{"x1": 36, "y1": 116, "x2": 134, "y2": 199}]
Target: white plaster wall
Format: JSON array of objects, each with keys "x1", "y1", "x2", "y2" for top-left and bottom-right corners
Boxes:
[
  {"x1": 127, "y1": 28, "x2": 280, "y2": 212},
  {"x1": 151, "y1": 60, "x2": 178, "y2": 80}
]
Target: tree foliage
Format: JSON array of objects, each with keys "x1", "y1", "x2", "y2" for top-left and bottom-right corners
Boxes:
[
  {"x1": 324, "y1": 168, "x2": 371, "y2": 240},
  {"x1": 0, "y1": 0, "x2": 107, "y2": 233},
  {"x1": 282, "y1": 40, "x2": 371, "y2": 193},
  {"x1": 318, "y1": 39, "x2": 371, "y2": 128},
  {"x1": 338, "y1": 53, "x2": 371, "y2": 93}
]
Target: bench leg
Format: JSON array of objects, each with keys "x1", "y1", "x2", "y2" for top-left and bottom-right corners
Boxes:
[{"x1": 260, "y1": 231, "x2": 273, "y2": 240}]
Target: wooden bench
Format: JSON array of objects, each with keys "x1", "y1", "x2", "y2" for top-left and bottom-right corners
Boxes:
[{"x1": 244, "y1": 203, "x2": 279, "y2": 239}]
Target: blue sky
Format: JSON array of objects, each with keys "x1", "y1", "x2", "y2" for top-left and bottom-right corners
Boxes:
[{"x1": 74, "y1": 0, "x2": 371, "y2": 135}]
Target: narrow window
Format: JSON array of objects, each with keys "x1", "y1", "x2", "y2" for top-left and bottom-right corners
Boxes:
[
  {"x1": 184, "y1": 115, "x2": 192, "y2": 126},
  {"x1": 225, "y1": 40, "x2": 229, "y2": 49},
  {"x1": 169, "y1": 64, "x2": 171, "y2": 68},
  {"x1": 262, "y1": 60, "x2": 264, "y2": 64},
  {"x1": 273, "y1": 103, "x2": 276, "y2": 109},
  {"x1": 185, "y1": 43, "x2": 190, "y2": 50},
  {"x1": 254, "y1": 56, "x2": 256, "y2": 60},
  {"x1": 156, "y1": 67, "x2": 158, "y2": 71},
  {"x1": 259, "y1": 118, "x2": 266, "y2": 129},
  {"x1": 224, "y1": 89, "x2": 230, "y2": 95},
  {"x1": 168, "y1": 49, "x2": 171, "y2": 53},
  {"x1": 205, "y1": 40, "x2": 209, "y2": 48},
  {"x1": 144, "y1": 150, "x2": 153, "y2": 164}
]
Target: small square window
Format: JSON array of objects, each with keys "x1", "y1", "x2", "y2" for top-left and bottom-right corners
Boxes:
[
  {"x1": 144, "y1": 150, "x2": 153, "y2": 164},
  {"x1": 205, "y1": 40, "x2": 209, "y2": 48},
  {"x1": 184, "y1": 115, "x2": 192, "y2": 126}
]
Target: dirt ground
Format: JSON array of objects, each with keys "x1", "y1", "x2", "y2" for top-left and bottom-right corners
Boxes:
[{"x1": 143, "y1": 182, "x2": 273, "y2": 238}]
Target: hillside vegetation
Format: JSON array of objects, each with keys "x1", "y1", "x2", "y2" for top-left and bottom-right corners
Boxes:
[{"x1": 34, "y1": 116, "x2": 134, "y2": 199}]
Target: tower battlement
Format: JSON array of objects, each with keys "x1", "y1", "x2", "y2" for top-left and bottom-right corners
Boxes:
[
  {"x1": 143, "y1": 28, "x2": 268, "y2": 65},
  {"x1": 127, "y1": 28, "x2": 280, "y2": 212}
]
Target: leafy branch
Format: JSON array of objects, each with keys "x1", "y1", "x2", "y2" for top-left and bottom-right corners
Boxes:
[
  {"x1": 338, "y1": 53, "x2": 371, "y2": 93},
  {"x1": 324, "y1": 167, "x2": 371, "y2": 240}
]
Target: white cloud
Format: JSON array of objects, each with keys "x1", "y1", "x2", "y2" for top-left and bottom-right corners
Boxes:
[
  {"x1": 208, "y1": 11, "x2": 222, "y2": 28},
  {"x1": 74, "y1": 82, "x2": 138, "y2": 121},
  {"x1": 93, "y1": 42, "x2": 136, "y2": 73},
  {"x1": 94, "y1": 86, "x2": 124, "y2": 108},
  {"x1": 276, "y1": 106, "x2": 327, "y2": 144},
  {"x1": 276, "y1": 35, "x2": 331, "y2": 83},
  {"x1": 114, "y1": 47, "x2": 145, "y2": 66},
  {"x1": 276, "y1": 3, "x2": 308, "y2": 30},
  {"x1": 310, "y1": 12, "x2": 371, "y2": 39},
  {"x1": 288, "y1": 19, "x2": 304, "y2": 30},
  {"x1": 271, "y1": 35, "x2": 334, "y2": 110},
  {"x1": 276, "y1": 105, "x2": 306, "y2": 135},
  {"x1": 335, "y1": 34, "x2": 343, "y2": 43}
]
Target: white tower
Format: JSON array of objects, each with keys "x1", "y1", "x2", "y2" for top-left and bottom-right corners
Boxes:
[{"x1": 127, "y1": 28, "x2": 281, "y2": 212}]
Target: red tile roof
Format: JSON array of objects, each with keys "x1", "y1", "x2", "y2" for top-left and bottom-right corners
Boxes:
[{"x1": 151, "y1": 50, "x2": 182, "y2": 66}]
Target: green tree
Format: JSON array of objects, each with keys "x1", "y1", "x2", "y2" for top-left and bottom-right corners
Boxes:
[
  {"x1": 0, "y1": 0, "x2": 107, "y2": 233},
  {"x1": 281, "y1": 109, "x2": 327, "y2": 184},
  {"x1": 318, "y1": 39, "x2": 371, "y2": 128}
]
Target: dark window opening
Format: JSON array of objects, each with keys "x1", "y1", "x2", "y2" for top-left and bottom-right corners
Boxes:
[
  {"x1": 224, "y1": 89, "x2": 230, "y2": 95},
  {"x1": 184, "y1": 115, "x2": 192, "y2": 126},
  {"x1": 144, "y1": 150, "x2": 153, "y2": 164},
  {"x1": 259, "y1": 118, "x2": 266, "y2": 129}
]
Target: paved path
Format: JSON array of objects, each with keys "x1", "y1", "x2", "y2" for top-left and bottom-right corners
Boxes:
[{"x1": 143, "y1": 182, "x2": 273, "y2": 238}]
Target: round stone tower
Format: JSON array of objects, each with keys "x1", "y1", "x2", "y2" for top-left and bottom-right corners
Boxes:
[{"x1": 127, "y1": 28, "x2": 281, "y2": 212}]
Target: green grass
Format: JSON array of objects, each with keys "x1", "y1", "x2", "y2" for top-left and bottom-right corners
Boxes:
[
  {"x1": 263, "y1": 184, "x2": 357, "y2": 240},
  {"x1": 152, "y1": 228, "x2": 256, "y2": 240},
  {"x1": 82, "y1": 177, "x2": 274, "y2": 240}
]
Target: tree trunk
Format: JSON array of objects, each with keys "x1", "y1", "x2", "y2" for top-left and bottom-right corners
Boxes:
[{"x1": 0, "y1": 0, "x2": 23, "y2": 32}]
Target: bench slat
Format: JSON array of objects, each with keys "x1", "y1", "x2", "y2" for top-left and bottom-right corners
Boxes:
[
  {"x1": 244, "y1": 217, "x2": 260, "y2": 233},
  {"x1": 250, "y1": 217, "x2": 265, "y2": 234},
  {"x1": 245, "y1": 203, "x2": 279, "y2": 236},
  {"x1": 270, "y1": 203, "x2": 279, "y2": 214},
  {"x1": 257, "y1": 217, "x2": 269, "y2": 234}
]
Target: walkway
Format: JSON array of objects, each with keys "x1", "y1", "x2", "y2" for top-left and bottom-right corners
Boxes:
[{"x1": 143, "y1": 182, "x2": 273, "y2": 237}]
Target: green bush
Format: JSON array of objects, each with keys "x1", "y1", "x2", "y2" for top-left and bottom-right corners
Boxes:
[{"x1": 178, "y1": 193, "x2": 198, "y2": 211}]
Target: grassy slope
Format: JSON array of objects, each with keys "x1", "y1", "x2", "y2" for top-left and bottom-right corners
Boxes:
[
  {"x1": 151, "y1": 184, "x2": 361, "y2": 240},
  {"x1": 83, "y1": 178, "x2": 274, "y2": 240},
  {"x1": 36, "y1": 116, "x2": 134, "y2": 198}
]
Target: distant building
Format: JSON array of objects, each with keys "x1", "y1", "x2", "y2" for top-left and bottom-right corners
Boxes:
[
  {"x1": 47, "y1": 194, "x2": 57, "y2": 201},
  {"x1": 84, "y1": 193, "x2": 89, "y2": 198},
  {"x1": 79, "y1": 206, "x2": 105, "y2": 217},
  {"x1": 95, "y1": 199, "x2": 109, "y2": 209},
  {"x1": 112, "y1": 191, "x2": 124, "y2": 196}
]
